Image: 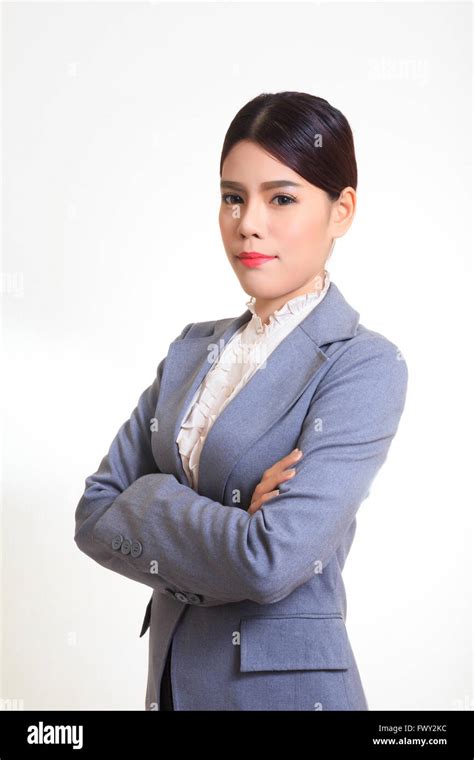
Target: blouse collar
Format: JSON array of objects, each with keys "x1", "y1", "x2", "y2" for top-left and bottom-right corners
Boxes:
[{"x1": 245, "y1": 269, "x2": 331, "y2": 335}]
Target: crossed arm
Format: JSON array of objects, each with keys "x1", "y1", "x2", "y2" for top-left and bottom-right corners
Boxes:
[{"x1": 74, "y1": 329, "x2": 408, "y2": 606}]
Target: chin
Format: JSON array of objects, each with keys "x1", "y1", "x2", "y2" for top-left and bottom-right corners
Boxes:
[{"x1": 240, "y1": 283, "x2": 284, "y2": 300}]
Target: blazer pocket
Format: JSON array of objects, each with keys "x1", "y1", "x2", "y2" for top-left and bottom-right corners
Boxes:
[
  {"x1": 239, "y1": 614, "x2": 350, "y2": 672},
  {"x1": 139, "y1": 595, "x2": 153, "y2": 638}
]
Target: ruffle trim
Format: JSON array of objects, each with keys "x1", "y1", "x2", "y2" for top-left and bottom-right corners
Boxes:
[
  {"x1": 176, "y1": 268, "x2": 331, "y2": 486},
  {"x1": 245, "y1": 269, "x2": 330, "y2": 335}
]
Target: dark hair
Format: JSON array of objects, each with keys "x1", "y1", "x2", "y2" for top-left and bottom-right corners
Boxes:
[{"x1": 219, "y1": 91, "x2": 357, "y2": 202}]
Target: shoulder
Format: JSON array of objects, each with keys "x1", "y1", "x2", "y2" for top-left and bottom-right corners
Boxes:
[
  {"x1": 174, "y1": 316, "x2": 239, "y2": 341},
  {"x1": 345, "y1": 323, "x2": 406, "y2": 364},
  {"x1": 320, "y1": 322, "x2": 408, "y2": 401}
]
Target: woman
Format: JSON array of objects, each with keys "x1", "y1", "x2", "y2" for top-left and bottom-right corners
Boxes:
[{"x1": 74, "y1": 91, "x2": 408, "y2": 711}]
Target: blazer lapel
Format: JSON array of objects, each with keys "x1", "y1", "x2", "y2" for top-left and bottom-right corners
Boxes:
[
  {"x1": 152, "y1": 309, "x2": 252, "y2": 484},
  {"x1": 153, "y1": 282, "x2": 360, "y2": 503}
]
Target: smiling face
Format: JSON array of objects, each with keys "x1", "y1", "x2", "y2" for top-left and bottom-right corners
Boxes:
[{"x1": 219, "y1": 139, "x2": 356, "y2": 321}]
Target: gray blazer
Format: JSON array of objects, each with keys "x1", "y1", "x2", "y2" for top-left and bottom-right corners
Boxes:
[{"x1": 74, "y1": 281, "x2": 408, "y2": 710}]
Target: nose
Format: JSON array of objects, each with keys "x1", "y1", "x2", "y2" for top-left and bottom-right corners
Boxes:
[{"x1": 235, "y1": 199, "x2": 266, "y2": 239}]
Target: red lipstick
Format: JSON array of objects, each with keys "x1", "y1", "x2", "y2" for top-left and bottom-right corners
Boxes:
[{"x1": 237, "y1": 251, "x2": 277, "y2": 269}]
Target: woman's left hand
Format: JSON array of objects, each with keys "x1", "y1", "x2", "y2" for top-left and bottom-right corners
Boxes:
[{"x1": 247, "y1": 448, "x2": 303, "y2": 515}]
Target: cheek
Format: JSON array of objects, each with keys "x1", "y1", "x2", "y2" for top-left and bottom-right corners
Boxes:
[
  {"x1": 220, "y1": 205, "x2": 239, "y2": 225},
  {"x1": 279, "y1": 212, "x2": 324, "y2": 243},
  {"x1": 218, "y1": 209, "x2": 230, "y2": 236}
]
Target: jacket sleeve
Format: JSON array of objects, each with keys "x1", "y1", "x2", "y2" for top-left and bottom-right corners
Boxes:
[
  {"x1": 73, "y1": 321, "x2": 233, "y2": 604},
  {"x1": 75, "y1": 334, "x2": 408, "y2": 606}
]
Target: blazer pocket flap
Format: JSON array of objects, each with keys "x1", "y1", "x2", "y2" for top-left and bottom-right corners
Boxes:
[{"x1": 240, "y1": 614, "x2": 350, "y2": 672}]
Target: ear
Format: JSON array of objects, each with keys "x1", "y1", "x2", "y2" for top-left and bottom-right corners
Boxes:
[{"x1": 330, "y1": 187, "x2": 356, "y2": 239}]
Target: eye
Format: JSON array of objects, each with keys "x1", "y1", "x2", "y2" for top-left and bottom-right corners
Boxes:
[
  {"x1": 220, "y1": 193, "x2": 297, "y2": 206},
  {"x1": 221, "y1": 193, "x2": 243, "y2": 204},
  {"x1": 271, "y1": 194, "x2": 296, "y2": 206}
]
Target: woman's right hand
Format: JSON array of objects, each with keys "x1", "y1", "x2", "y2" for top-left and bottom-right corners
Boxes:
[{"x1": 247, "y1": 448, "x2": 303, "y2": 515}]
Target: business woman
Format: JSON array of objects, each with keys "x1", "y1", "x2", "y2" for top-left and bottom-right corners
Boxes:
[{"x1": 74, "y1": 91, "x2": 408, "y2": 711}]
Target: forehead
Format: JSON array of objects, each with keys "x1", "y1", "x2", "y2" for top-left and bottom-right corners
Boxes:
[
  {"x1": 221, "y1": 142, "x2": 313, "y2": 191},
  {"x1": 223, "y1": 140, "x2": 296, "y2": 173}
]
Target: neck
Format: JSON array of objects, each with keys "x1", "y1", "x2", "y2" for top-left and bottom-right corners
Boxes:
[{"x1": 252, "y1": 269, "x2": 327, "y2": 325}]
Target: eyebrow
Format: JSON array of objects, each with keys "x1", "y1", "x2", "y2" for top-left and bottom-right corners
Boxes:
[{"x1": 220, "y1": 179, "x2": 303, "y2": 191}]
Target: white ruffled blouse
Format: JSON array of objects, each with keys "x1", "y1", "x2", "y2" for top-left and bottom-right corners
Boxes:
[{"x1": 176, "y1": 269, "x2": 331, "y2": 490}]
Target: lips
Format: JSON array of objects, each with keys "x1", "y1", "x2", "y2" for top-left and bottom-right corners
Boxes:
[{"x1": 237, "y1": 252, "x2": 277, "y2": 269}]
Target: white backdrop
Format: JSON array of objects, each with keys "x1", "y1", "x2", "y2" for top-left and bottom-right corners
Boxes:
[{"x1": 1, "y1": 1, "x2": 471, "y2": 711}]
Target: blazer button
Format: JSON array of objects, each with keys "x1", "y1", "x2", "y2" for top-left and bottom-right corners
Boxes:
[
  {"x1": 131, "y1": 540, "x2": 143, "y2": 558},
  {"x1": 174, "y1": 592, "x2": 189, "y2": 603},
  {"x1": 121, "y1": 538, "x2": 132, "y2": 555},
  {"x1": 112, "y1": 534, "x2": 124, "y2": 550},
  {"x1": 187, "y1": 593, "x2": 203, "y2": 605}
]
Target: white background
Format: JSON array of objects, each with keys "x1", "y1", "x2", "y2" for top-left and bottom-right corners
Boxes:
[{"x1": 1, "y1": 1, "x2": 472, "y2": 710}]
